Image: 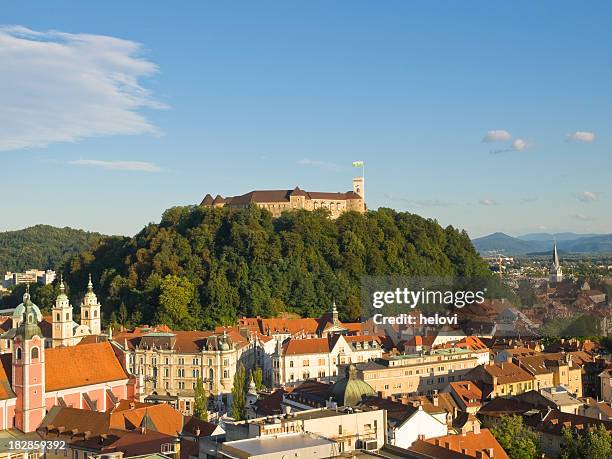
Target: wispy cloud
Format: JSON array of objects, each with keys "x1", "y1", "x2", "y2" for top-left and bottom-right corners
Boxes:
[
  {"x1": 479, "y1": 198, "x2": 498, "y2": 206},
  {"x1": 69, "y1": 159, "x2": 161, "y2": 172},
  {"x1": 571, "y1": 213, "x2": 594, "y2": 222},
  {"x1": 566, "y1": 131, "x2": 595, "y2": 143},
  {"x1": 385, "y1": 193, "x2": 455, "y2": 207},
  {"x1": 297, "y1": 158, "x2": 345, "y2": 171},
  {"x1": 482, "y1": 130, "x2": 512, "y2": 143},
  {"x1": 576, "y1": 191, "x2": 599, "y2": 203},
  {"x1": 0, "y1": 25, "x2": 165, "y2": 151},
  {"x1": 490, "y1": 138, "x2": 532, "y2": 155},
  {"x1": 520, "y1": 196, "x2": 538, "y2": 204}
]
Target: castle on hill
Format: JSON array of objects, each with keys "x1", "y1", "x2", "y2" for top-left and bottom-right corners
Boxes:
[{"x1": 200, "y1": 177, "x2": 365, "y2": 218}]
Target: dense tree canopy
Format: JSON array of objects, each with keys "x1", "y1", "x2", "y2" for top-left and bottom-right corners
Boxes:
[
  {"x1": 60, "y1": 205, "x2": 489, "y2": 329},
  {"x1": 0, "y1": 225, "x2": 102, "y2": 273}
]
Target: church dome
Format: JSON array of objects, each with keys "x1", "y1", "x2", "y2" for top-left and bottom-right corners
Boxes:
[
  {"x1": 12, "y1": 290, "x2": 43, "y2": 323},
  {"x1": 330, "y1": 364, "x2": 376, "y2": 407}
]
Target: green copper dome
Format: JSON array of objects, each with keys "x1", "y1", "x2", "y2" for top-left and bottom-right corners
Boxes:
[
  {"x1": 15, "y1": 288, "x2": 43, "y2": 340},
  {"x1": 330, "y1": 364, "x2": 376, "y2": 407}
]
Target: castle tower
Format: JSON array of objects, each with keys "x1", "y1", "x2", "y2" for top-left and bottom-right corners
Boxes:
[
  {"x1": 12, "y1": 287, "x2": 46, "y2": 432},
  {"x1": 80, "y1": 274, "x2": 102, "y2": 335},
  {"x1": 353, "y1": 176, "x2": 364, "y2": 199},
  {"x1": 52, "y1": 277, "x2": 74, "y2": 348},
  {"x1": 549, "y1": 242, "x2": 563, "y2": 284}
]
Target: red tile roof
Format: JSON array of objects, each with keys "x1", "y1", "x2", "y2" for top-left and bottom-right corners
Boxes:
[
  {"x1": 449, "y1": 381, "x2": 484, "y2": 408},
  {"x1": 45, "y1": 342, "x2": 129, "y2": 391},
  {"x1": 423, "y1": 429, "x2": 509, "y2": 459},
  {"x1": 283, "y1": 337, "x2": 331, "y2": 355}
]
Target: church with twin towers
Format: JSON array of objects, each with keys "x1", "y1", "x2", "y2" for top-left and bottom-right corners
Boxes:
[{"x1": 51, "y1": 274, "x2": 102, "y2": 347}]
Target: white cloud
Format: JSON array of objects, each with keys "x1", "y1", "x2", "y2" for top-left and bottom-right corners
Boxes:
[
  {"x1": 479, "y1": 198, "x2": 498, "y2": 206},
  {"x1": 490, "y1": 137, "x2": 532, "y2": 155},
  {"x1": 567, "y1": 131, "x2": 595, "y2": 143},
  {"x1": 0, "y1": 25, "x2": 165, "y2": 151},
  {"x1": 512, "y1": 138, "x2": 529, "y2": 151},
  {"x1": 69, "y1": 159, "x2": 161, "y2": 172},
  {"x1": 577, "y1": 191, "x2": 598, "y2": 202},
  {"x1": 297, "y1": 158, "x2": 344, "y2": 171},
  {"x1": 482, "y1": 130, "x2": 512, "y2": 143}
]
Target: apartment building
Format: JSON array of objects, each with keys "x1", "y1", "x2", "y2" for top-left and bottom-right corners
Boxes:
[
  {"x1": 272, "y1": 334, "x2": 382, "y2": 386},
  {"x1": 515, "y1": 352, "x2": 584, "y2": 396},
  {"x1": 225, "y1": 407, "x2": 385, "y2": 454},
  {"x1": 114, "y1": 327, "x2": 250, "y2": 414},
  {"x1": 466, "y1": 361, "x2": 535, "y2": 398},
  {"x1": 355, "y1": 348, "x2": 479, "y2": 398}
]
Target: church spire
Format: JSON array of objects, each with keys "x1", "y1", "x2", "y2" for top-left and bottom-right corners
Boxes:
[
  {"x1": 87, "y1": 273, "x2": 93, "y2": 292},
  {"x1": 552, "y1": 242, "x2": 560, "y2": 269}
]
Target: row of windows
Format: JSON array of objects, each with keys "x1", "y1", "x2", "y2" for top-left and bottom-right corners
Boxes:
[{"x1": 135, "y1": 356, "x2": 230, "y2": 367}]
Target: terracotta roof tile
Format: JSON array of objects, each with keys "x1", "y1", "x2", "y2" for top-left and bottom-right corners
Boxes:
[
  {"x1": 283, "y1": 337, "x2": 331, "y2": 355},
  {"x1": 423, "y1": 429, "x2": 509, "y2": 459},
  {"x1": 45, "y1": 342, "x2": 129, "y2": 391}
]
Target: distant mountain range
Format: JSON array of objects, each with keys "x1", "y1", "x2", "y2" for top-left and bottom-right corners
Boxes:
[{"x1": 472, "y1": 232, "x2": 612, "y2": 255}]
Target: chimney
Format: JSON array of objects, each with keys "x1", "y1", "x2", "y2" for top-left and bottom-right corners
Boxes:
[
  {"x1": 433, "y1": 394, "x2": 439, "y2": 407},
  {"x1": 473, "y1": 422, "x2": 481, "y2": 434},
  {"x1": 487, "y1": 447, "x2": 494, "y2": 457}
]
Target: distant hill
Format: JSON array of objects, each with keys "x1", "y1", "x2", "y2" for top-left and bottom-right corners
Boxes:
[
  {"x1": 473, "y1": 231, "x2": 612, "y2": 255},
  {"x1": 471, "y1": 232, "x2": 538, "y2": 255},
  {"x1": 0, "y1": 225, "x2": 104, "y2": 273},
  {"x1": 517, "y1": 232, "x2": 598, "y2": 242}
]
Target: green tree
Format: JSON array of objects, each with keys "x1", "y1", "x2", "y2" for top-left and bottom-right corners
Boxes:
[
  {"x1": 251, "y1": 367, "x2": 264, "y2": 390},
  {"x1": 156, "y1": 275, "x2": 196, "y2": 329},
  {"x1": 560, "y1": 424, "x2": 612, "y2": 459},
  {"x1": 231, "y1": 363, "x2": 246, "y2": 421},
  {"x1": 490, "y1": 415, "x2": 540, "y2": 459},
  {"x1": 193, "y1": 377, "x2": 208, "y2": 421}
]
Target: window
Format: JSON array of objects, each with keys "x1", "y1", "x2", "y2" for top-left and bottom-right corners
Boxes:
[
  {"x1": 65, "y1": 313, "x2": 69, "y2": 320},
  {"x1": 223, "y1": 370, "x2": 229, "y2": 379},
  {"x1": 84, "y1": 310, "x2": 89, "y2": 319},
  {"x1": 289, "y1": 360, "x2": 294, "y2": 368},
  {"x1": 56, "y1": 313, "x2": 60, "y2": 321},
  {"x1": 31, "y1": 347, "x2": 39, "y2": 360},
  {"x1": 164, "y1": 368, "x2": 169, "y2": 377},
  {"x1": 303, "y1": 359, "x2": 310, "y2": 367},
  {"x1": 16, "y1": 347, "x2": 22, "y2": 360},
  {"x1": 94, "y1": 310, "x2": 98, "y2": 318}
]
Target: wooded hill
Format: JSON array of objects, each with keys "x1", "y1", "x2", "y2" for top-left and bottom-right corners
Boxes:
[
  {"x1": 59, "y1": 205, "x2": 490, "y2": 330},
  {"x1": 0, "y1": 224, "x2": 103, "y2": 273}
]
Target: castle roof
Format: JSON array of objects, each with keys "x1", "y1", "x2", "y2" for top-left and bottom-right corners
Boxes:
[{"x1": 202, "y1": 188, "x2": 361, "y2": 206}]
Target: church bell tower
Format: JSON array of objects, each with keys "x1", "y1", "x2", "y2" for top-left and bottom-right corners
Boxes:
[
  {"x1": 12, "y1": 286, "x2": 46, "y2": 432},
  {"x1": 80, "y1": 274, "x2": 102, "y2": 335}
]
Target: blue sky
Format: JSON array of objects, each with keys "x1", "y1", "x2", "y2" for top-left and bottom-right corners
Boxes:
[{"x1": 1, "y1": 1, "x2": 611, "y2": 238}]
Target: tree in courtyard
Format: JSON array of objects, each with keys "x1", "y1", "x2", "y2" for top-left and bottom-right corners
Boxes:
[
  {"x1": 250, "y1": 367, "x2": 264, "y2": 390},
  {"x1": 490, "y1": 415, "x2": 540, "y2": 459},
  {"x1": 193, "y1": 377, "x2": 208, "y2": 421},
  {"x1": 231, "y1": 363, "x2": 246, "y2": 420}
]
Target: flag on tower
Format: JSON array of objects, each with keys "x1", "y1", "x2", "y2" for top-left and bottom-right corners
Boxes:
[{"x1": 352, "y1": 160, "x2": 364, "y2": 167}]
